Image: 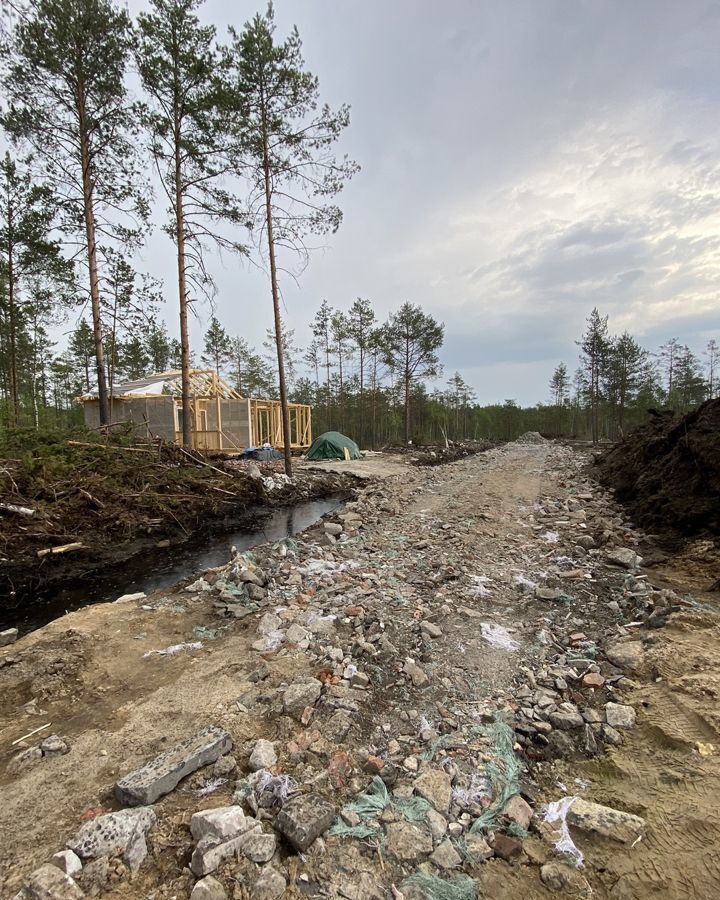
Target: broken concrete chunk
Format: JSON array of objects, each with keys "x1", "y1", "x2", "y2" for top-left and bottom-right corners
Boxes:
[
  {"x1": 190, "y1": 875, "x2": 227, "y2": 900},
  {"x1": 535, "y1": 587, "x2": 561, "y2": 601},
  {"x1": 605, "y1": 548, "x2": 642, "y2": 569},
  {"x1": 605, "y1": 641, "x2": 646, "y2": 674},
  {"x1": 249, "y1": 739, "x2": 277, "y2": 772},
  {"x1": 190, "y1": 806, "x2": 251, "y2": 842},
  {"x1": 419, "y1": 621, "x2": 442, "y2": 638},
  {"x1": 15, "y1": 863, "x2": 85, "y2": 899},
  {"x1": 0, "y1": 627, "x2": 19, "y2": 647},
  {"x1": 429, "y1": 838, "x2": 462, "y2": 869},
  {"x1": 385, "y1": 821, "x2": 433, "y2": 861},
  {"x1": 403, "y1": 659, "x2": 430, "y2": 688},
  {"x1": 503, "y1": 793, "x2": 533, "y2": 830},
  {"x1": 68, "y1": 807, "x2": 157, "y2": 863},
  {"x1": 605, "y1": 702, "x2": 636, "y2": 729},
  {"x1": 567, "y1": 798, "x2": 646, "y2": 843},
  {"x1": 286, "y1": 623, "x2": 310, "y2": 644},
  {"x1": 115, "y1": 726, "x2": 232, "y2": 805},
  {"x1": 251, "y1": 867, "x2": 287, "y2": 900},
  {"x1": 282, "y1": 679, "x2": 322, "y2": 719},
  {"x1": 124, "y1": 829, "x2": 150, "y2": 874},
  {"x1": 41, "y1": 735, "x2": 70, "y2": 757},
  {"x1": 413, "y1": 769, "x2": 452, "y2": 815},
  {"x1": 50, "y1": 850, "x2": 82, "y2": 877},
  {"x1": 238, "y1": 828, "x2": 276, "y2": 863},
  {"x1": 541, "y1": 862, "x2": 592, "y2": 896},
  {"x1": 465, "y1": 832, "x2": 493, "y2": 861},
  {"x1": 273, "y1": 792, "x2": 335, "y2": 851},
  {"x1": 190, "y1": 831, "x2": 256, "y2": 877}
]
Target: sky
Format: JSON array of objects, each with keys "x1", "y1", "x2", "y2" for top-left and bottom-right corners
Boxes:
[{"x1": 125, "y1": 0, "x2": 720, "y2": 405}]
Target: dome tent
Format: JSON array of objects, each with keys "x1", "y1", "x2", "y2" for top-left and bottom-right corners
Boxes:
[{"x1": 305, "y1": 431, "x2": 362, "y2": 461}]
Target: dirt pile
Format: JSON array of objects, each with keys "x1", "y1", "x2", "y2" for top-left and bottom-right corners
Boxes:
[
  {"x1": 383, "y1": 440, "x2": 494, "y2": 466},
  {"x1": 594, "y1": 399, "x2": 720, "y2": 538}
]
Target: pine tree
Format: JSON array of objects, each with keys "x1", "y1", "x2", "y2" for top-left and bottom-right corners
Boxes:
[
  {"x1": 201, "y1": 315, "x2": 231, "y2": 377},
  {"x1": 577, "y1": 308, "x2": 609, "y2": 443},
  {"x1": 380, "y1": 302, "x2": 444, "y2": 443},
  {"x1": 228, "y1": 4, "x2": 358, "y2": 475},
  {"x1": 3, "y1": 0, "x2": 148, "y2": 424},
  {"x1": 703, "y1": 338, "x2": 718, "y2": 399},
  {"x1": 604, "y1": 332, "x2": 647, "y2": 436},
  {"x1": 228, "y1": 335, "x2": 274, "y2": 397},
  {"x1": 68, "y1": 320, "x2": 95, "y2": 393},
  {"x1": 0, "y1": 151, "x2": 70, "y2": 423},
  {"x1": 136, "y1": 0, "x2": 244, "y2": 447},
  {"x1": 658, "y1": 337, "x2": 681, "y2": 404},
  {"x1": 346, "y1": 297, "x2": 376, "y2": 445}
]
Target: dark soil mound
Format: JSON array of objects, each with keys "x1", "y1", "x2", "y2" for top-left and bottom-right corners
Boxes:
[{"x1": 594, "y1": 399, "x2": 720, "y2": 538}]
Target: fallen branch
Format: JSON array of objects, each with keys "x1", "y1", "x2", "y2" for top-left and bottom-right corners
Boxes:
[
  {"x1": 37, "y1": 542, "x2": 84, "y2": 558},
  {"x1": 0, "y1": 502, "x2": 35, "y2": 517},
  {"x1": 67, "y1": 440, "x2": 154, "y2": 455},
  {"x1": 176, "y1": 445, "x2": 233, "y2": 479},
  {"x1": 12, "y1": 722, "x2": 51, "y2": 746},
  {"x1": 78, "y1": 488, "x2": 105, "y2": 509}
]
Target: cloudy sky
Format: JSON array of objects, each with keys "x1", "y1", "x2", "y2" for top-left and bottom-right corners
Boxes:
[{"x1": 127, "y1": 0, "x2": 720, "y2": 405}]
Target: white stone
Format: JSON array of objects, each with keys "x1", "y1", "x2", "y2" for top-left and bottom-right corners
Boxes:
[
  {"x1": 190, "y1": 875, "x2": 227, "y2": 900},
  {"x1": 190, "y1": 806, "x2": 250, "y2": 842},
  {"x1": 605, "y1": 702, "x2": 636, "y2": 729},
  {"x1": 50, "y1": 850, "x2": 82, "y2": 877},
  {"x1": 249, "y1": 739, "x2": 277, "y2": 772}
]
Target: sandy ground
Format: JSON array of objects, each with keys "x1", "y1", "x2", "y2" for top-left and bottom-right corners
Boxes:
[
  {"x1": 1, "y1": 443, "x2": 719, "y2": 899},
  {"x1": 295, "y1": 453, "x2": 411, "y2": 479}
]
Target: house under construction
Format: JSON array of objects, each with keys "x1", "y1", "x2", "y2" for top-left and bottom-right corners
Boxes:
[{"x1": 80, "y1": 369, "x2": 312, "y2": 452}]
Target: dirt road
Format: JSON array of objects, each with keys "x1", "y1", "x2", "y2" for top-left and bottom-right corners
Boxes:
[{"x1": 2, "y1": 439, "x2": 719, "y2": 899}]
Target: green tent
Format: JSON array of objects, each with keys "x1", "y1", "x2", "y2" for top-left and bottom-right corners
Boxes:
[{"x1": 305, "y1": 431, "x2": 362, "y2": 461}]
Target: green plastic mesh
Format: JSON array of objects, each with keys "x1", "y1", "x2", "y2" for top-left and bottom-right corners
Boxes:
[
  {"x1": 421, "y1": 734, "x2": 455, "y2": 761},
  {"x1": 396, "y1": 795, "x2": 432, "y2": 824},
  {"x1": 402, "y1": 873, "x2": 477, "y2": 900},
  {"x1": 327, "y1": 822, "x2": 378, "y2": 840},
  {"x1": 506, "y1": 821, "x2": 529, "y2": 839},
  {"x1": 469, "y1": 713, "x2": 522, "y2": 833},
  {"x1": 328, "y1": 776, "x2": 390, "y2": 842},
  {"x1": 342, "y1": 775, "x2": 390, "y2": 817}
]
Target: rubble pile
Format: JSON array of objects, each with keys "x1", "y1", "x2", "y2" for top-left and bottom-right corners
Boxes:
[{"x1": 8, "y1": 438, "x2": 679, "y2": 899}]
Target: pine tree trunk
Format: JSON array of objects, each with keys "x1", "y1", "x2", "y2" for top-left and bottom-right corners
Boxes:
[
  {"x1": 78, "y1": 88, "x2": 109, "y2": 425},
  {"x1": 261, "y1": 120, "x2": 292, "y2": 477},
  {"x1": 174, "y1": 120, "x2": 192, "y2": 449},
  {"x1": 404, "y1": 370, "x2": 411, "y2": 444},
  {"x1": 6, "y1": 226, "x2": 18, "y2": 425}
]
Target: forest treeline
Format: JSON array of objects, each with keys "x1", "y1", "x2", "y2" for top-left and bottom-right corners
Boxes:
[{"x1": 0, "y1": 2, "x2": 717, "y2": 453}]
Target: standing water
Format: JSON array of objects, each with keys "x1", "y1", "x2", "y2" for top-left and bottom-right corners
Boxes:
[{"x1": 5, "y1": 497, "x2": 344, "y2": 635}]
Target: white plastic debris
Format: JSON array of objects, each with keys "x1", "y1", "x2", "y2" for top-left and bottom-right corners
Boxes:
[
  {"x1": 514, "y1": 574, "x2": 538, "y2": 592},
  {"x1": 470, "y1": 575, "x2": 493, "y2": 598},
  {"x1": 195, "y1": 778, "x2": 227, "y2": 797},
  {"x1": 543, "y1": 796, "x2": 584, "y2": 866},
  {"x1": 143, "y1": 641, "x2": 203, "y2": 658},
  {"x1": 480, "y1": 623, "x2": 519, "y2": 651},
  {"x1": 542, "y1": 531, "x2": 560, "y2": 544}
]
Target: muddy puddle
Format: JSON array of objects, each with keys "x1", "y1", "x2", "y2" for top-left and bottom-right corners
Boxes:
[{"x1": 2, "y1": 496, "x2": 344, "y2": 636}]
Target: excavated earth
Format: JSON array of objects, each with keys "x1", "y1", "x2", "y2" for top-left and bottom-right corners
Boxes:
[
  {"x1": 594, "y1": 398, "x2": 720, "y2": 539},
  {"x1": 1, "y1": 439, "x2": 720, "y2": 899}
]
